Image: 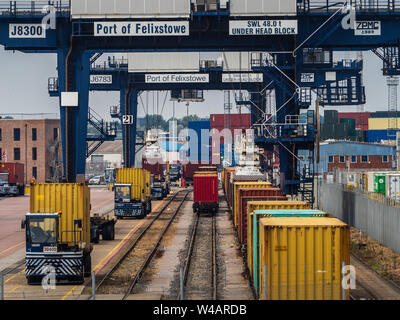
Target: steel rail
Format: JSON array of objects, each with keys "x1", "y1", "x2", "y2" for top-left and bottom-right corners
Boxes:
[
  {"x1": 122, "y1": 191, "x2": 191, "y2": 300},
  {"x1": 93, "y1": 190, "x2": 185, "y2": 293},
  {"x1": 212, "y1": 214, "x2": 217, "y2": 300},
  {"x1": 176, "y1": 213, "x2": 200, "y2": 300}
]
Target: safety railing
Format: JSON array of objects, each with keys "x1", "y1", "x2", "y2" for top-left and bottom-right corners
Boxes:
[
  {"x1": 192, "y1": 0, "x2": 229, "y2": 12},
  {"x1": 91, "y1": 56, "x2": 128, "y2": 70},
  {"x1": 298, "y1": 0, "x2": 400, "y2": 12},
  {"x1": 253, "y1": 122, "x2": 313, "y2": 140},
  {"x1": 0, "y1": 1, "x2": 70, "y2": 16}
]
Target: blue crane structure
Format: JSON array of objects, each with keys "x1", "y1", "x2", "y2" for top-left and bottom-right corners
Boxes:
[
  {"x1": 0, "y1": 0, "x2": 399, "y2": 200},
  {"x1": 48, "y1": 53, "x2": 364, "y2": 203}
]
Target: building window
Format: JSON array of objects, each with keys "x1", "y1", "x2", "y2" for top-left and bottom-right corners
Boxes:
[
  {"x1": 0, "y1": 128, "x2": 2, "y2": 141},
  {"x1": 14, "y1": 148, "x2": 20, "y2": 161},
  {"x1": 14, "y1": 128, "x2": 20, "y2": 141},
  {"x1": 351, "y1": 156, "x2": 357, "y2": 163},
  {"x1": 32, "y1": 167, "x2": 37, "y2": 179},
  {"x1": 328, "y1": 156, "x2": 334, "y2": 163},
  {"x1": 53, "y1": 128, "x2": 58, "y2": 140},
  {"x1": 0, "y1": 148, "x2": 2, "y2": 160},
  {"x1": 339, "y1": 156, "x2": 345, "y2": 163},
  {"x1": 361, "y1": 155, "x2": 368, "y2": 163},
  {"x1": 32, "y1": 147, "x2": 37, "y2": 161},
  {"x1": 382, "y1": 155, "x2": 389, "y2": 163},
  {"x1": 32, "y1": 128, "x2": 37, "y2": 141}
]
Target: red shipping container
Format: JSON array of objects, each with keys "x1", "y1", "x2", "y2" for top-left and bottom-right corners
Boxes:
[
  {"x1": 338, "y1": 112, "x2": 371, "y2": 130},
  {"x1": 183, "y1": 163, "x2": 207, "y2": 182},
  {"x1": 237, "y1": 188, "x2": 286, "y2": 245},
  {"x1": 0, "y1": 162, "x2": 24, "y2": 185},
  {"x1": 210, "y1": 114, "x2": 251, "y2": 128},
  {"x1": 142, "y1": 158, "x2": 165, "y2": 176},
  {"x1": 228, "y1": 178, "x2": 265, "y2": 210},
  {"x1": 193, "y1": 174, "x2": 219, "y2": 204},
  {"x1": 193, "y1": 173, "x2": 219, "y2": 214}
]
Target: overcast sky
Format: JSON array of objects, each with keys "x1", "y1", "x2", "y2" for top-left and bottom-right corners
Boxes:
[{"x1": 0, "y1": 47, "x2": 389, "y2": 121}]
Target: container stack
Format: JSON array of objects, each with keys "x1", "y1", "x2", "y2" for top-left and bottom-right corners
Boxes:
[{"x1": 222, "y1": 166, "x2": 351, "y2": 300}]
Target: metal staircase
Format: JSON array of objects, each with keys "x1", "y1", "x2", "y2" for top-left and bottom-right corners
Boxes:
[{"x1": 86, "y1": 107, "x2": 117, "y2": 158}]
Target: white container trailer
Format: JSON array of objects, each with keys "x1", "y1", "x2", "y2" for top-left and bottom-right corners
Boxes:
[
  {"x1": 71, "y1": 0, "x2": 191, "y2": 19},
  {"x1": 230, "y1": 0, "x2": 297, "y2": 16},
  {"x1": 128, "y1": 52, "x2": 200, "y2": 73},
  {"x1": 386, "y1": 174, "x2": 400, "y2": 201}
]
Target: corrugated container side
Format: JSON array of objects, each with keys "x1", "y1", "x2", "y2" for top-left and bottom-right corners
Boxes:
[
  {"x1": 193, "y1": 174, "x2": 218, "y2": 203},
  {"x1": 129, "y1": 52, "x2": 199, "y2": 73},
  {"x1": 236, "y1": 188, "x2": 285, "y2": 244},
  {"x1": 142, "y1": 158, "x2": 165, "y2": 176},
  {"x1": 233, "y1": 182, "x2": 272, "y2": 226},
  {"x1": 368, "y1": 117, "x2": 400, "y2": 130},
  {"x1": 230, "y1": 0, "x2": 297, "y2": 17},
  {"x1": 71, "y1": 0, "x2": 191, "y2": 19},
  {"x1": 116, "y1": 168, "x2": 151, "y2": 201},
  {"x1": 249, "y1": 210, "x2": 326, "y2": 292},
  {"x1": 0, "y1": 162, "x2": 24, "y2": 184},
  {"x1": 258, "y1": 217, "x2": 350, "y2": 300},
  {"x1": 30, "y1": 183, "x2": 91, "y2": 248},
  {"x1": 246, "y1": 201, "x2": 310, "y2": 279},
  {"x1": 210, "y1": 114, "x2": 251, "y2": 129}
]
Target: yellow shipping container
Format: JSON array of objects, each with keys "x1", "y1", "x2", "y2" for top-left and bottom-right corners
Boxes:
[
  {"x1": 368, "y1": 117, "x2": 400, "y2": 130},
  {"x1": 30, "y1": 183, "x2": 91, "y2": 249},
  {"x1": 193, "y1": 171, "x2": 218, "y2": 176},
  {"x1": 116, "y1": 168, "x2": 151, "y2": 201},
  {"x1": 232, "y1": 181, "x2": 272, "y2": 226},
  {"x1": 259, "y1": 217, "x2": 350, "y2": 300},
  {"x1": 246, "y1": 201, "x2": 310, "y2": 279}
]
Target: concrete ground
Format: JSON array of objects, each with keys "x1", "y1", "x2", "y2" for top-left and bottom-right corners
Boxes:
[{"x1": 0, "y1": 188, "x2": 166, "y2": 300}]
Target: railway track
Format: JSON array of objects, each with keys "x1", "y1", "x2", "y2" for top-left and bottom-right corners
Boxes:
[
  {"x1": 350, "y1": 253, "x2": 400, "y2": 300},
  {"x1": 178, "y1": 212, "x2": 217, "y2": 300},
  {"x1": 93, "y1": 190, "x2": 191, "y2": 299}
]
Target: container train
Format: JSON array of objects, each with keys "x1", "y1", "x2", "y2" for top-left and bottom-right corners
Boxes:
[{"x1": 222, "y1": 166, "x2": 350, "y2": 300}]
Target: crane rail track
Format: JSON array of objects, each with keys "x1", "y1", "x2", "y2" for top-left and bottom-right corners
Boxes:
[
  {"x1": 178, "y1": 212, "x2": 217, "y2": 300},
  {"x1": 92, "y1": 190, "x2": 191, "y2": 299}
]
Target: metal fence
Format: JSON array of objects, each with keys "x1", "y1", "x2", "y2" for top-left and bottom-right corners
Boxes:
[{"x1": 318, "y1": 181, "x2": 400, "y2": 254}]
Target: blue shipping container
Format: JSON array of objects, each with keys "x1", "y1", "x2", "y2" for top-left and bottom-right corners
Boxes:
[
  {"x1": 188, "y1": 121, "x2": 211, "y2": 162},
  {"x1": 367, "y1": 130, "x2": 399, "y2": 142}
]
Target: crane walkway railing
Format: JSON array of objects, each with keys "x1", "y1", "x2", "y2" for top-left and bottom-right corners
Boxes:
[
  {"x1": 0, "y1": 1, "x2": 70, "y2": 16},
  {"x1": 299, "y1": 0, "x2": 400, "y2": 13}
]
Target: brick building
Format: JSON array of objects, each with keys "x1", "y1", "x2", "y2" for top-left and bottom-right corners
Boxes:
[
  {"x1": 317, "y1": 141, "x2": 396, "y2": 173},
  {"x1": 0, "y1": 119, "x2": 62, "y2": 183}
]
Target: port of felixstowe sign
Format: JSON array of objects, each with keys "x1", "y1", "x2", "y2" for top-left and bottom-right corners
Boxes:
[
  {"x1": 229, "y1": 20, "x2": 298, "y2": 35},
  {"x1": 145, "y1": 74, "x2": 209, "y2": 83},
  {"x1": 95, "y1": 21, "x2": 189, "y2": 36}
]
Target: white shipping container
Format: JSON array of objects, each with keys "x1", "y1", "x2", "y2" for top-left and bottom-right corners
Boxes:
[
  {"x1": 230, "y1": 0, "x2": 297, "y2": 16},
  {"x1": 71, "y1": 0, "x2": 191, "y2": 19},
  {"x1": 386, "y1": 174, "x2": 400, "y2": 200},
  {"x1": 128, "y1": 52, "x2": 200, "y2": 73}
]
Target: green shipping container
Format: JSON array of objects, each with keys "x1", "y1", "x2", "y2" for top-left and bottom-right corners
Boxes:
[{"x1": 375, "y1": 175, "x2": 386, "y2": 194}]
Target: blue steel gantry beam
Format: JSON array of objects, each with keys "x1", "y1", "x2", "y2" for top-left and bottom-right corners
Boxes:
[{"x1": 0, "y1": 0, "x2": 399, "y2": 191}]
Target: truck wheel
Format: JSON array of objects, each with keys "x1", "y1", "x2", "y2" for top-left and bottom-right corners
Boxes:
[
  {"x1": 93, "y1": 232, "x2": 100, "y2": 244},
  {"x1": 103, "y1": 224, "x2": 115, "y2": 241},
  {"x1": 148, "y1": 201, "x2": 152, "y2": 213},
  {"x1": 27, "y1": 276, "x2": 40, "y2": 285},
  {"x1": 83, "y1": 254, "x2": 92, "y2": 278}
]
